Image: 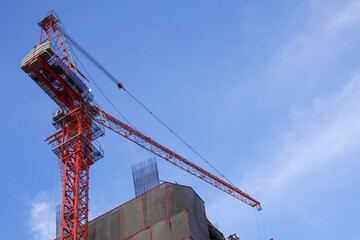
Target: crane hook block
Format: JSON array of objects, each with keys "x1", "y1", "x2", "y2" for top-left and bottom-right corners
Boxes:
[{"x1": 117, "y1": 82, "x2": 124, "y2": 89}]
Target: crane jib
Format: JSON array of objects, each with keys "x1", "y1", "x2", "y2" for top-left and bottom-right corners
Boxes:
[{"x1": 92, "y1": 106, "x2": 261, "y2": 208}]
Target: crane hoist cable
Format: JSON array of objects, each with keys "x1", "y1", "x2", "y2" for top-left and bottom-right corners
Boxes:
[
  {"x1": 260, "y1": 211, "x2": 268, "y2": 240},
  {"x1": 58, "y1": 26, "x2": 136, "y2": 129},
  {"x1": 62, "y1": 31, "x2": 119, "y2": 86},
  {"x1": 254, "y1": 208, "x2": 263, "y2": 240},
  {"x1": 71, "y1": 48, "x2": 137, "y2": 130},
  {"x1": 122, "y1": 88, "x2": 237, "y2": 187},
  {"x1": 63, "y1": 30, "x2": 238, "y2": 187}
]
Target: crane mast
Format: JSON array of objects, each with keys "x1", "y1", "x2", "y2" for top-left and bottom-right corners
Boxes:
[
  {"x1": 21, "y1": 11, "x2": 260, "y2": 240},
  {"x1": 23, "y1": 12, "x2": 105, "y2": 240}
]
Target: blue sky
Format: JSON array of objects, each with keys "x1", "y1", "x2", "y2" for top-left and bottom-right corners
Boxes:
[{"x1": 1, "y1": 0, "x2": 360, "y2": 239}]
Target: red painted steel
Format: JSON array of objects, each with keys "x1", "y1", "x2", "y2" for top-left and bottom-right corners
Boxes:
[
  {"x1": 57, "y1": 108, "x2": 93, "y2": 240},
  {"x1": 186, "y1": 209, "x2": 190, "y2": 237},
  {"x1": 38, "y1": 14, "x2": 71, "y2": 68},
  {"x1": 36, "y1": 13, "x2": 95, "y2": 240},
  {"x1": 227, "y1": 234, "x2": 240, "y2": 240},
  {"x1": 92, "y1": 107, "x2": 260, "y2": 207}
]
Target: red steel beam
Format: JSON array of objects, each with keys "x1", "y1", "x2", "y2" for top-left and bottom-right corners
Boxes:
[{"x1": 92, "y1": 106, "x2": 260, "y2": 207}]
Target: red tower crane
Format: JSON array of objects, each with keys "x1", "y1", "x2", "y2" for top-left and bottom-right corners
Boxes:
[{"x1": 21, "y1": 12, "x2": 260, "y2": 240}]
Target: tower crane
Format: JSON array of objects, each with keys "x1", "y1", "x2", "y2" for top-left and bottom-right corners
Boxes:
[{"x1": 21, "y1": 12, "x2": 260, "y2": 240}]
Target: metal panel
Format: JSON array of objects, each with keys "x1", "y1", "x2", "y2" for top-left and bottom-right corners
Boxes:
[
  {"x1": 166, "y1": 183, "x2": 209, "y2": 240},
  {"x1": 88, "y1": 220, "x2": 96, "y2": 240},
  {"x1": 170, "y1": 210, "x2": 190, "y2": 240},
  {"x1": 120, "y1": 197, "x2": 143, "y2": 239},
  {"x1": 142, "y1": 184, "x2": 167, "y2": 227},
  {"x1": 188, "y1": 210, "x2": 208, "y2": 240},
  {"x1": 166, "y1": 184, "x2": 194, "y2": 217},
  {"x1": 86, "y1": 183, "x2": 214, "y2": 240},
  {"x1": 192, "y1": 194, "x2": 209, "y2": 240},
  {"x1": 151, "y1": 219, "x2": 172, "y2": 240},
  {"x1": 132, "y1": 228, "x2": 151, "y2": 240},
  {"x1": 54, "y1": 55, "x2": 89, "y2": 92},
  {"x1": 96, "y1": 215, "x2": 110, "y2": 240},
  {"x1": 109, "y1": 208, "x2": 121, "y2": 240}
]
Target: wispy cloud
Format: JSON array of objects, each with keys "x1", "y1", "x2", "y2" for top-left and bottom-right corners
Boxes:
[
  {"x1": 247, "y1": 0, "x2": 360, "y2": 204},
  {"x1": 208, "y1": 73, "x2": 360, "y2": 235},
  {"x1": 249, "y1": 74, "x2": 360, "y2": 203},
  {"x1": 269, "y1": 0, "x2": 360, "y2": 90},
  {"x1": 326, "y1": 0, "x2": 360, "y2": 33},
  {"x1": 207, "y1": 1, "x2": 360, "y2": 237},
  {"x1": 28, "y1": 192, "x2": 56, "y2": 240}
]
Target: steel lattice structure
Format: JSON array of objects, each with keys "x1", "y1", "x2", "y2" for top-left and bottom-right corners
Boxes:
[
  {"x1": 21, "y1": 11, "x2": 260, "y2": 240},
  {"x1": 92, "y1": 106, "x2": 260, "y2": 207}
]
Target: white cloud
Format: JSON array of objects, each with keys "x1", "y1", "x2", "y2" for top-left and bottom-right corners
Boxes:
[
  {"x1": 326, "y1": 0, "x2": 360, "y2": 33},
  {"x1": 250, "y1": 74, "x2": 360, "y2": 203},
  {"x1": 207, "y1": 73, "x2": 360, "y2": 239},
  {"x1": 247, "y1": 0, "x2": 360, "y2": 204},
  {"x1": 29, "y1": 192, "x2": 56, "y2": 240},
  {"x1": 207, "y1": 1, "x2": 360, "y2": 237},
  {"x1": 269, "y1": 0, "x2": 360, "y2": 88}
]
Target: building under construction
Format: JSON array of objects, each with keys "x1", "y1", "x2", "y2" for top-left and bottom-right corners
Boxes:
[
  {"x1": 55, "y1": 159, "x2": 224, "y2": 240},
  {"x1": 75, "y1": 182, "x2": 223, "y2": 240}
]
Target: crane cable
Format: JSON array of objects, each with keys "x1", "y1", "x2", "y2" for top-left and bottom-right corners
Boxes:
[
  {"x1": 62, "y1": 31, "x2": 137, "y2": 130},
  {"x1": 259, "y1": 211, "x2": 268, "y2": 240},
  {"x1": 63, "y1": 30, "x2": 237, "y2": 188},
  {"x1": 77, "y1": 55, "x2": 137, "y2": 130},
  {"x1": 254, "y1": 208, "x2": 263, "y2": 240},
  {"x1": 47, "y1": 153, "x2": 55, "y2": 239},
  {"x1": 123, "y1": 87, "x2": 237, "y2": 187}
]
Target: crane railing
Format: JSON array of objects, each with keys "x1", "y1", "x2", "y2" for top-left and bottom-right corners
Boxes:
[{"x1": 91, "y1": 106, "x2": 260, "y2": 208}]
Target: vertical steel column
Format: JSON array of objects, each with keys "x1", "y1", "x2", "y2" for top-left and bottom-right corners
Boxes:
[{"x1": 60, "y1": 107, "x2": 92, "y2": 240}]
